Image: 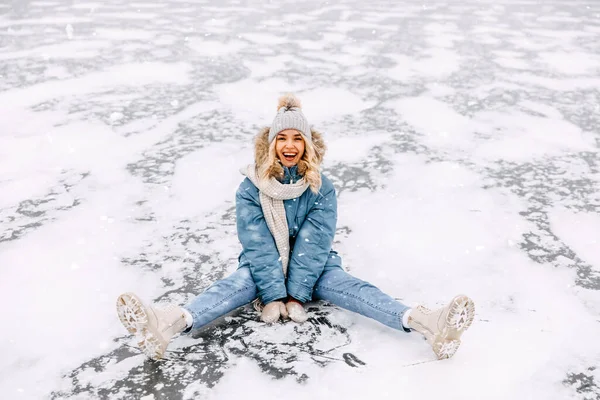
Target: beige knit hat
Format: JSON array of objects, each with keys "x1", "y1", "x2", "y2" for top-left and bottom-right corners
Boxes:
[{"x1": 268, "y1": 94, "x2": 311, "y2": 143}]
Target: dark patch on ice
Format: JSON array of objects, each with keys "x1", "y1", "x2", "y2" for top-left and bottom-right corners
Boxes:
[
  {"x1": 564, "y1": 367, "x2": 600, "y2": 399},
  {"x1": 126, "y1": 109, "x2": 252, "y2": 185},
  {"x1": 343, "y1": 353, "x2": 366, "y2": 368},
  {"x1": 519, "y1": 214, "x2": 600, "y2": 290},
  {"x1": 121, "y1": 210, "x2": 238, "y2": 298},
  {"x1": 484, "y1": 156, "x2": 600, "y2": 289},
  {"x1": 324, "y1": 162, "x2": 380, "y2": 195},
  {"x1": 0, "y1": 171, "x2": 88, "y2": 243},
  {"x1": 334, "y1": 226, "x2": 352, "y2": 245}
]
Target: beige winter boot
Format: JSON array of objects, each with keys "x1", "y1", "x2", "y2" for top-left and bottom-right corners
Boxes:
[
  {"x1": 116, "y1": 292, "x2": 188, "y2": 360},
  {"x1": 408, "y1": 295, "x2": 475, "y2": 360}
]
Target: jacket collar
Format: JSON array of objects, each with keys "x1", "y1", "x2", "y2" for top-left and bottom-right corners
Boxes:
[{"x1": 279, "y1": 165, "x2": 302, "y2": 184}]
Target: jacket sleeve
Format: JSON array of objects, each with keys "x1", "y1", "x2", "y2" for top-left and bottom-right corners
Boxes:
[
  {"x1": 286, "y1": 177, "x2": 337, "y2": 302},
  {"x1": 236, "y1": 178, "x2": 287, "y2": 304}
]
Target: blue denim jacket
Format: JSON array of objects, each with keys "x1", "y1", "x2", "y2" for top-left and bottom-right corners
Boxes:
[{"x1": 235, "y1": 166, "x2": 341, "y2": 304}]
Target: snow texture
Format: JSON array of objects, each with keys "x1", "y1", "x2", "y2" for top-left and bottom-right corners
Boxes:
[{"x1": 1, "y1": 0, "x2": 599, "y2": 399}]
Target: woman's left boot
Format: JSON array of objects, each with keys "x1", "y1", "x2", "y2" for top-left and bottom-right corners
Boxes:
[
  {"x1": 407, "y1": 294, "x2": 475, "y2": 359},
  {"x1": 116, "y1": 292, "x2": 188, "y2": 360}
]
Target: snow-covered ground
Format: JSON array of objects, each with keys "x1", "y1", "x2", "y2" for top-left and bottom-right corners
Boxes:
[{"x1": 1, "y1": 0, "x2": 600, "y2": 399}]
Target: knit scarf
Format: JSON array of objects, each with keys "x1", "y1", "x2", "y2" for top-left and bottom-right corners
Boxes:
[{"x1": 241, "y1": 164, "x2": 309, "y2": 310}]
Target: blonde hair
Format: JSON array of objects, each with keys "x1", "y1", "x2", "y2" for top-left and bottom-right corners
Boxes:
[{"x1": 257, "y1": 132, "x2": 322, "y2": 194}]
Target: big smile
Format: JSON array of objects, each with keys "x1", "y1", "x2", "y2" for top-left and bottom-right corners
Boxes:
[{"x1": 283, "y1": 152, "x2": 297, "y2": 162}]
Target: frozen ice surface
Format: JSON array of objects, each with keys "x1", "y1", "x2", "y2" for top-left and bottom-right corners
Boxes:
[{"x1": 0, "y1": 0, "x2": 599, "y2": 399}]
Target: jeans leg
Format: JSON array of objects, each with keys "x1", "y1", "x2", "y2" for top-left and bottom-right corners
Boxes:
[
  {"x1": 183, "y1": 267, "x2": 257, "y2": 332},
  {"x1": 313, "y1": 267, "x2": 411, "y2": 332}
]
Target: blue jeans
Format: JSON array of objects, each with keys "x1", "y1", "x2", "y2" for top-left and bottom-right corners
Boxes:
[{"x1": 183, "y1": 266, "x2": 410, "y2": 332}]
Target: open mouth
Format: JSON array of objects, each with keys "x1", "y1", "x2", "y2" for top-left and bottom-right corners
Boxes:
[{"x1": 283, "y1": 152, "x2": 297, "y2": 162}]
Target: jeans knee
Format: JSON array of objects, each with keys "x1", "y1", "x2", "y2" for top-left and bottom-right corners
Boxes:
[
  {"x1": 205, "y1": 267, "x2": 255, "y2": 294},
  {"x1": 230, "y1": 267, "x2": 256, "y2": 293},
  {"x1": 234, "y1": 267, "x2": 253, "y2": 284},
  {"x1": 315, "y1": 270, "x2": 376, "y2": 299},
  {"x1": 319, "y1": 269, "x2": 354, "y2": 287}
]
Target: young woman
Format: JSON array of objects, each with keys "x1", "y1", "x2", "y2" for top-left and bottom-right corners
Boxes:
[{"x1": 116, "y1": 94, "x2": 475, "y2": 361}]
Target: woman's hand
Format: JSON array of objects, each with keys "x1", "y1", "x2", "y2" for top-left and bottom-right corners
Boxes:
[
  {"x1": 286, "y1": 298, "x2": 308, "y2": 323},
  {"x1": 260, "y1": 301, "x2": 288, "y2": 324}
]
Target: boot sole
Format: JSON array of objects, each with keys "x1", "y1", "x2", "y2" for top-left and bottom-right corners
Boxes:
[
  {"x1": 116, "y1": 293, "x2": 165, "y2": 360},
  {"x1": 433, "y1": 295, "x2": 475, "y2": 360}
]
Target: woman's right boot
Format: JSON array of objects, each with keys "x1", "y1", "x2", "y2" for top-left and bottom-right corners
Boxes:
[{"x1": 116, "y1": 292, "x2": 188, "y2": 360}]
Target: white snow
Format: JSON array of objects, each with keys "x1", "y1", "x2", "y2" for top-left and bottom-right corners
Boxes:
[
  {"x1": 187, "y1": 39, "x2": 247, "y2": 57},
  {"x1": 389, "y1": 96, "x2": 470, "y2": 138},
  {"x1": 217, "y1": 81, "x2": 373, "y2": 124},
  {"x1": 493, "y1": 56, "x2": 532, "y2": 70},
  {"x1": 538, "y1": 51, "x2": 600, "y2": 75},
  {"x1": 295, "y1": 39, "x2": 325, "y2": 50},
  {"x1": 0, "y1": 62, "x2": 193, "y2": 107},
  {"x1": 244, "y1": 55, "x2": 294, "y2": 78},
  {"x1": 473, "y1": 111, "x2": 595, "y2": 162},
  {"x1": 0, "y1": 40, "x2": 112, "y2": 60},
  {"x1": 325, "y1": 133, "x2": 391, "y2": 164},
  {"x1": 71, "y1": 2, "x2": 103, "y2": 10},
  {"x1": 299, "y1": 88, "x2": 375, "y2": 122},
  {"x1": 93, "y1": 28, "x2": 156, "y2": 41},
  {"x1": 240, "y1": 32, "x2": 288, "y2": 45},
  {"x1": 129, "y1": 2, "x2": 169, "y2": 9},
  {"x1": 0, "y1": 174, "x2": 165, "y2": 398},
  {"x1": 387, "y1": 96, "x2": 596, "y2": 162},
  {"x1": 336, "y1": 157, "x2": 599, "y2": 400},
  {"x1": 423, "y1": 22, "x2": 463, "y2": 48},
  {"x1": 92, "y1": 11, "x2": 159, "y2": 20},
  {"x1": 387, "y1": 49, "x2": 462, "y2": 81},
  {"x1": 167, "y1": 143, "x2": 253, "y2": 219},
  {"x1": 507, "y1": 74, "x2": 600, "y2": 91},
  {"x1": 0, "y1": 17, "x2": 92, "y2": 27},
  {"x1": 216, "y1": 78, "x2": 302, "y2": 123}
]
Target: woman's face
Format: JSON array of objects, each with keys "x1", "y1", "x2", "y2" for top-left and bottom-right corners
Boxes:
[{"x1": 275, "y1": 129, "x2": 305, "y2": 167}]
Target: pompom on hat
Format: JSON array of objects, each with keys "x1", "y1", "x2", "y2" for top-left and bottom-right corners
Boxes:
[{"x1": 268, "y1": 93, "x2": 311, "y2": 143}]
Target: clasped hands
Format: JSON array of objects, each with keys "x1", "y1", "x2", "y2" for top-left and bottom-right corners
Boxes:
[{"x1": 260, "y1": 297, "x2": 308, "y2": 324}]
